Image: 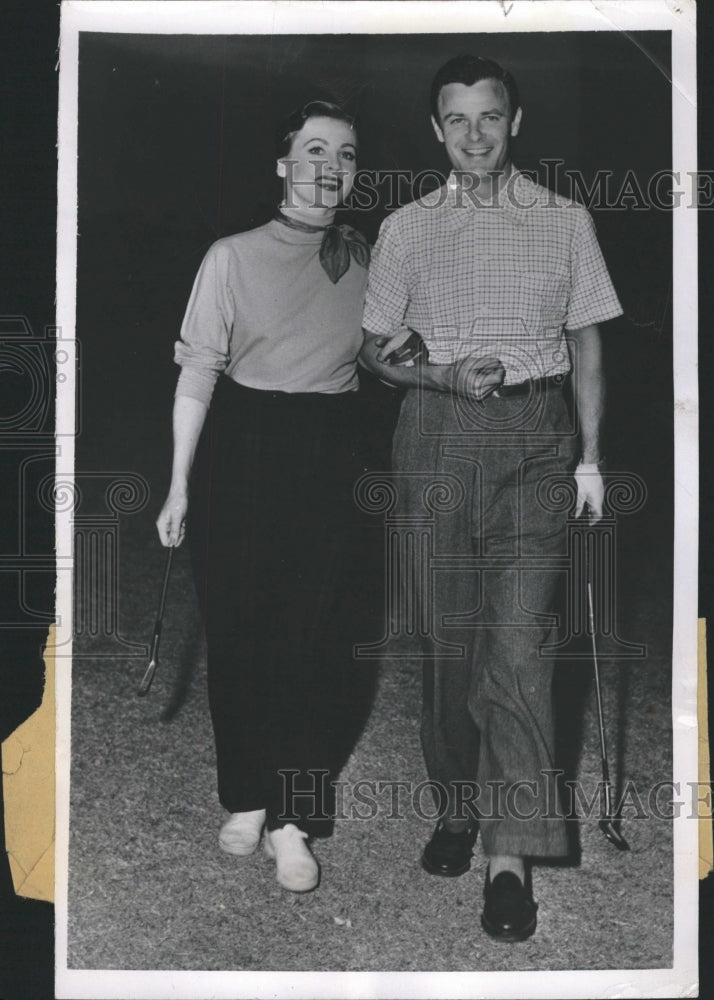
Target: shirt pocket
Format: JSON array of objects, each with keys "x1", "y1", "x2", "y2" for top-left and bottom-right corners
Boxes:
[{"x1": 518, "y1": 270, "x2": 569, "y2": 333}]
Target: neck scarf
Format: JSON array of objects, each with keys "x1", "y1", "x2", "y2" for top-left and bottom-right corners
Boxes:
[{"x1": 274, "y1": 210, "x2": 370, "y2": 284}]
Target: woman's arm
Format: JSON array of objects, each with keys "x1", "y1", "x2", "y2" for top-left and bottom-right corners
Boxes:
[
  {"x1": 359, "y1": 330, "x2": 505, "y2": 397},
  {"x1": 156, "y1": 394, "x2": 209, "y2": 547},
  {"x1": 359, "y1": 330, "x2": 437, "y2": 389}
]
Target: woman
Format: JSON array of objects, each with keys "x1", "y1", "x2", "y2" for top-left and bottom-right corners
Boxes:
[{"x1": 156, "y1": 101, "x2": 369, "y2": 893}]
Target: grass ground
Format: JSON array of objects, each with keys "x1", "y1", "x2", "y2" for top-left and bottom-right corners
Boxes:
[{"x1": 67, "y1": 500, "x2": 674, "y2": 974}]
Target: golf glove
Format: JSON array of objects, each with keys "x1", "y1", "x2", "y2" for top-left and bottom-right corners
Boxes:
[{"x1": 574, "y1": 462, "x2": 605, "y2": 522}]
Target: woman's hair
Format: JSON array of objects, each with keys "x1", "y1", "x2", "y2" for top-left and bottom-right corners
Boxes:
[{"x1": 275, "y1": 100, "x2": 357, "y2": 159}]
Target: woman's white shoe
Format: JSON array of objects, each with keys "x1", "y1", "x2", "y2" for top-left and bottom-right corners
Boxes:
[
  {"x1": 218, "y1": 808, "x2": 266, "y2": 856},
  {"x1": 264, "y1": 824, "x2": 319, "y2": 892}
]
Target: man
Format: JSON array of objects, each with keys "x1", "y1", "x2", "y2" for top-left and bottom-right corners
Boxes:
[{"x1": 360, "y1": 55, "x2": 622, "y2": 941}]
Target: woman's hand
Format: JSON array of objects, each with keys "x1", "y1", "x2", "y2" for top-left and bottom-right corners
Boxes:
[
  {"x1": 376, "y1": 327, "x2": 421, "y2": 365},
  {"x1": 156, "y1": 489, "x2": 188, "y2": 547}
]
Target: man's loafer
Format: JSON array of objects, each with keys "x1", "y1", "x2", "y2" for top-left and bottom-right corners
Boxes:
[
  {"x1": 481, "y1": 870, "x2": 538, "y2": 942},
  {"x1": 421, "y1": 821, "x2": 478, "y2": 877}
]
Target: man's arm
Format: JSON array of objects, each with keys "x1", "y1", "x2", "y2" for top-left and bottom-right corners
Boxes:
[
  {"x1": 565, "y1": 323, "x2": 605, "y2": 521},
  {"x1": 359, "y1": 330, "x2": 505, "y2": 398}
]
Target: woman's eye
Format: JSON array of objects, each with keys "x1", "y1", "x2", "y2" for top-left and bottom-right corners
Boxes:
[
  {"x1": 340, "y1": 150, "x2": 356, "y2": 162},
  {"x1": 308, "y1": 145, "x2": 325, "y2": 155}
]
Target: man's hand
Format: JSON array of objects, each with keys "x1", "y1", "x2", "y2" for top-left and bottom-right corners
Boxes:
[
  {"x1": 451, "y1": 354, "x2": 505, "y2": 401},
  {"x1": 574, "y1": 462, "x2": 604, "y2": 523}
]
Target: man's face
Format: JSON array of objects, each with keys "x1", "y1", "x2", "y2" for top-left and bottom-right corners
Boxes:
[
  {"x1": 277, "y1": 116, "x2": 358, "y2": 211},
  {"x1": 432, "y1": 78, "x2": 521, "y2": 181}
]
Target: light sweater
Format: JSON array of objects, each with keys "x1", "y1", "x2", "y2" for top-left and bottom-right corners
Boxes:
[{"x1": 175, "y1": 219, "x2": 368, "y2": 403}]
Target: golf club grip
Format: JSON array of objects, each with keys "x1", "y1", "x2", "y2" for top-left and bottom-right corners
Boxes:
[
  {"x1": 137, "y1": 546, "x2": 174, "y2": 696},
  {"x1": 157, "y1": 545, "x2": 174, "y2": 618}
]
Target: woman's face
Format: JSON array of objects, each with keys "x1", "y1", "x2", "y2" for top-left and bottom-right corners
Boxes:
[{"x1": 278, "y1": 115, "x2": 358, "y2": 211}]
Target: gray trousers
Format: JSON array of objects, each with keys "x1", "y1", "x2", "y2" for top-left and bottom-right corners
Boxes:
[{"x1": 392, "y1": 382, "x2": 578, "y2": 857}]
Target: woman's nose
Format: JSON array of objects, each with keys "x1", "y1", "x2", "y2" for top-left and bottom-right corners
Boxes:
[{"x1": 324, "y1": 153, "x2": 340, "y2": 172}]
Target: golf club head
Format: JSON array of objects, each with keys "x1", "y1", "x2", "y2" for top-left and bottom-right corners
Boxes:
[
  {"x1": 599, "y1": 818, "x2": 630, "y2": 851},
  {"x1": 137, "y1": 656, "x2": 158, "y2": 697},
  {"x1": 137, "y1": 623, "x2": 163, "y2": 697}
]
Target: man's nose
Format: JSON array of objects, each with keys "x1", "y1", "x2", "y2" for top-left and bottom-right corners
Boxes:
[{"x1": 467, "y1": 119, "x2": 483, "y2": 141}]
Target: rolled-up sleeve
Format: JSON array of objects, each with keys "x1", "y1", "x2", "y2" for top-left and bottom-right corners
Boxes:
[
  {"x1": 174, "y1": 242, "x2": 233, "y2": 404},
  {"x1": 362, "y1": 215, "x2": 411, "y2": 338}
]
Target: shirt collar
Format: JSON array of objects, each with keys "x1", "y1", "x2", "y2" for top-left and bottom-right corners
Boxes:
[{"x1": 444, "y1": 168, "x2": 532, "y2": 226}]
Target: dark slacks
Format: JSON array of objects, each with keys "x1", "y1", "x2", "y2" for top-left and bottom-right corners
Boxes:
[
  {"x1": 392, "y1": 382, "x2": 578, "y2": 857},
  {"x1": 190, "y1": 377, "x2": 363, "y2": 832}
]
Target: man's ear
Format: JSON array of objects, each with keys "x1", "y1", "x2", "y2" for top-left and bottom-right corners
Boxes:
[
  {"x1": 276, "y1": 159, "x2": 287, "y2": 179},
  {"x1": 431, "y1": 115, "x2": 445, "y2": 144},
  {"x1": 510, "y1": 106, "x2": 522, "y2": 138}
]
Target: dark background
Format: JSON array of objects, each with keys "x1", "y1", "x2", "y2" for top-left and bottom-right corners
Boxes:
[
  {"x1": 2, "y1": 2, "x2": 713, "y2": 996},
  {"x1": 75, "y1": 28, "x2": 673, "y2": 489}
]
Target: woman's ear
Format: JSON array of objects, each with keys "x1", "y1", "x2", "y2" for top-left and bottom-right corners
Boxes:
[{"x1": 276, "y1": 159, "x2": 287, "y2": 179}]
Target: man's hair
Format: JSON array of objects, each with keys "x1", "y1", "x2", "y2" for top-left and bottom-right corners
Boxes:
[
  {"x1": 276, "y1": 100, "x2": 357, "y2": 159},
  {"x1": 430, "y1": 55, "x2": 520, "y2": 123}
]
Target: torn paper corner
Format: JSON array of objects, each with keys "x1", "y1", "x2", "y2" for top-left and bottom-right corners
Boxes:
[
  {"x1": 1, "y1": 734, "x2": 26, "y2": 776},
  {"x1": 1, "y1": 625, "x2": 56, "y2": 903}
]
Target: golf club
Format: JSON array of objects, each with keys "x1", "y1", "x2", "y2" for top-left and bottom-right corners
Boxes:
[
  {"x1": 137, "y1": 544, "x2": 174, "y2": 697},
  {"x1": 586, "y1": 547, "x2": 630, "y2": 851}
]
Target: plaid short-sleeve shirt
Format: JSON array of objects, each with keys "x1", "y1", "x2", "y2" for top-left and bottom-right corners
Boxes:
[{"x1": 363, "y1": 171, "x2": 622, "y2": 384}]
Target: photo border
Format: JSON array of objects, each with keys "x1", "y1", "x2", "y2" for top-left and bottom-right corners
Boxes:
[{"x1": 55, "y1": 2, "x2": 698, "y2": 997}]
